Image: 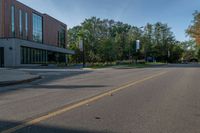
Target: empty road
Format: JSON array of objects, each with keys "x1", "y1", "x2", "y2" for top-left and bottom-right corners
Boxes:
[{"x1": 0, "y1": 64, "x2": 200, "y2": 133}]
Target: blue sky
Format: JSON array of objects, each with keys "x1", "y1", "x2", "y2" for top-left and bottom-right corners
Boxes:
[{"x1": 18, "y1": 0, "x2": 200, "y2": 41}]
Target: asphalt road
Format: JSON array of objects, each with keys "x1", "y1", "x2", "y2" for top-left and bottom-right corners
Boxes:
[{"x1": 1, "y1": 64, "x2": 200, "y2": 133}]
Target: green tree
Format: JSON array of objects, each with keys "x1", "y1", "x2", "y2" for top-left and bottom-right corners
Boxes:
[{"x1": 67, "y1": 17, "x2": 182, "y2": 64}]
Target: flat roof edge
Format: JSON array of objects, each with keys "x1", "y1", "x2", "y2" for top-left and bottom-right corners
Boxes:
[{"x1": 0, "y1": 38, "x2": 75, "y2": 55}]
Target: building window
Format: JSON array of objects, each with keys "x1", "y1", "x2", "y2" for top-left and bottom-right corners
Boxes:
[
  {"x1": 57, "y1": 31, "x2": 60, "y2": 46},
  {"x1": 57, "y1": 28, "x2": 66, "y2": 48},
  {"x1": 11, "y1": 5, "x2": 15, "y2": 37},
  {"x1": 32, "y1": 13, "x2": 43, "y2": 43},
  {"x1": 21, "y1": 46, "x2": 47, "y2": 64},
  {"x1": 19, "y1": 10, "x2": 23, "y2": 37},
  {"x1": 25, "y1": 12, "x2": 28, "y2": 39}
]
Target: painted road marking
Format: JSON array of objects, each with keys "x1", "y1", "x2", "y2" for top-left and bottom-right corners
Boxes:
[{"x1": 2, "y1": 71, "x2": 168, "y2": 133}]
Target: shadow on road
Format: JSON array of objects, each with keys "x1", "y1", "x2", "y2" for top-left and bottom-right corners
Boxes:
[
  {"x1": 31, "y1": 70, "x2": 93, "y2": 83},
  {"x1": 29, "y1": 85, "x2": 108, "y2": 89},
  {"x1": 0, "y1": 120, "x2": 114, "y2": 133},
  {"x1": 1, "y1": 64, "x2": 200, "y2": 95},
  {"x1": 0, "y1": 70, "x2": 93, "y2": 95}
]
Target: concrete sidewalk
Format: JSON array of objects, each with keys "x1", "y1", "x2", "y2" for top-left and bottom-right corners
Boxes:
[{"x1": 0, "y1": 68, "x2": 41, "y2": 86}]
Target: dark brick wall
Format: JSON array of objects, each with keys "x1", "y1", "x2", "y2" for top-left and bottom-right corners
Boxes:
[
  {"x1": 43, "y1": 14, "x2": 67, "y2": 47},
  {"x1": 0, "y1": 0, "x2": 4, "y2": 37}
]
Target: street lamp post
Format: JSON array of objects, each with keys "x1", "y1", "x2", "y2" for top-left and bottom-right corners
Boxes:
[
  {"x1": 161, "y1": 28, "x2": 170, "y2": 64},
  {"x1": 135, "y1": 40, "x2": 140, "y2": 64},
  {"x1": 82, "y1": 39, "x2": 85, "y2": 68},
  {"x1": 167, "y1": 50, "x2": 170, "y2": 64},
  {"x1": 166, "y1": 37, "x2": 171, "y2": 64},
  {"x1": 79, "y1": 39, "x2": 85, "y2": 68},
  {"x1": 78, "y1": 29, "x2": 89, "y2": 68},
  {"x1": 139, "y1": 27, "x2": 147, "y2": 62}
]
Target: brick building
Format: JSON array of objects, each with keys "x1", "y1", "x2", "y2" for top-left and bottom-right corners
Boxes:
[{"x1": 0, "y1": 0, "x2": 74, "y2": 67}]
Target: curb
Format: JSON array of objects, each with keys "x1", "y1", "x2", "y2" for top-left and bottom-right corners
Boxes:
[{"x1": 0, "y1": 75, "x2": 41, "y2": 87}]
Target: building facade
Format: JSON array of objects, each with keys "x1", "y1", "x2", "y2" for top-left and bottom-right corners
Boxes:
[{"x1": 0, "y1": 0, "x2": 74, "y2": 67}]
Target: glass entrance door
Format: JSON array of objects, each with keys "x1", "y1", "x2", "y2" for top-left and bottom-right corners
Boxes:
[{"x1": 0, "y1": 47, "x2": 4, "y2": 67}]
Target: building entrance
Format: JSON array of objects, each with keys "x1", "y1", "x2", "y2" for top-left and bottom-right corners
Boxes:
[{"x1": 0, "y1": 47, "x2": 4, "y2": 67}]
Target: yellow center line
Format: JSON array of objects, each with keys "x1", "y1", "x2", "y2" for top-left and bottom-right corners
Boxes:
[{"x1": 2, "y1": 71, "x2": 168, "y2": 133}]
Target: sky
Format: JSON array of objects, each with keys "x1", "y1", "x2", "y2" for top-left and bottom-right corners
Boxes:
[{"x1": 18, "y1": 0, "x2": 200, "y2": 42}]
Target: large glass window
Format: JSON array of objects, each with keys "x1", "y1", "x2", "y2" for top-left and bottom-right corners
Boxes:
[
  {"x1": 19, "y1": 10, "x2": 23, "y2": 37},
  {"x1": 21, "y1": 47, "x2": 47, "y2": 64},
  {"x1": 57, "y1": 28, "x2": 66, "y2": 48},
  {"x1": 25, "y1": 12, "x2": 28, "y2": 38},
  {"x1": 20, "y1": 47, "x2": 67, "y2": 64},
  {"x1": 32, "y1": 13, "x2": 43, "y2": 43},
  {"x1": 11, "y1": 6, "x2": 15, "y2": 36}
]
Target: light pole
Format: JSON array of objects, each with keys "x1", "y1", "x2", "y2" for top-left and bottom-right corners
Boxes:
[
  {"x1": 79, "y1": 39, "x2": 85, "y2": 68},
  {"x1": 161, "y1": 28, "x2": 171, "y2": 63},
  {"x1": 135, "y1": 40, "x2": 141, "y2": 64},
  {"x1": 139, "y1": 27, "x2": 147, "y2": 62},
  {"x1": 78, "y1": 29, "x2": 89, "y2": 68},
  {"x1": 165, "y1": 37, "x2": 171, "y2": 64},
  {"x1": 82, "y1": 39, "x2": 86, "y2": 68}
]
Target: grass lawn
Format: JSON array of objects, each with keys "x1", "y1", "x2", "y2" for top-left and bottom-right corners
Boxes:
[{"x1": 86, "y1": 62, "x2": 166, "y2": 69}]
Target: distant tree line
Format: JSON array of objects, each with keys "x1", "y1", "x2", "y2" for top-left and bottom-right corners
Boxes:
[{"x1": 68, "y1": 17, "x2": 184, "y2": 64}]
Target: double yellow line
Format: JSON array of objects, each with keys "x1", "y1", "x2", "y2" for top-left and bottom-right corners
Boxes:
[{"x1": 2, "y1": 71, "x2": 167, "y2": 133}]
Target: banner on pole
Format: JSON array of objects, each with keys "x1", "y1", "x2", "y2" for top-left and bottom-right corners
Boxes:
[
  {"x1": 79, "y1": 40, "x2": 83, "y2": 51},
  {"x1": 136, "y1": 40, "x2": 140, "y2": 50}
]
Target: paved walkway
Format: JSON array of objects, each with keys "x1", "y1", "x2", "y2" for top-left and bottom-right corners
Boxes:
[{"x1": 0, "y1": 68, "x2": 40, "y2": 86}]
